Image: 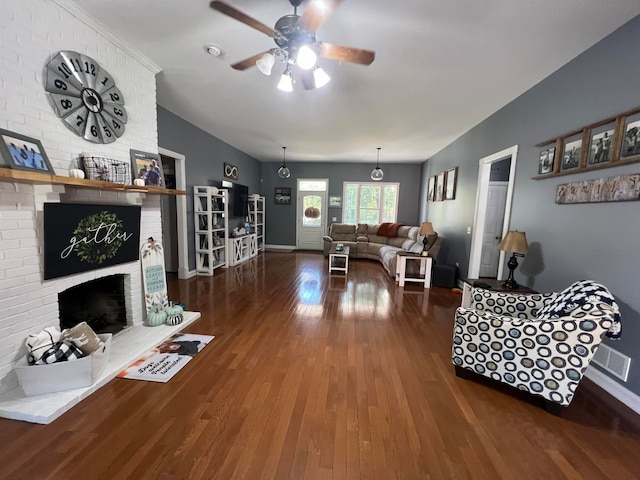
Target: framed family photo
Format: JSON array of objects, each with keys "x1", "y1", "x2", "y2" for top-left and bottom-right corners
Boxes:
[
  {"x1": 427, "y1": 176, "x2": 436, "y2": 202},
  {"x1": 0, "y1": 128, "x2": 54, "y2": 173},
  {"x1": 561, "y1": 137, "x2": 582, "y2": 171},
  {"x1": 588, "y1": 125, "x2": 614, "y2": 166},
  {"x1": 435, "y1": 172, "x2": 445, "y2": 201},
  {"x1": 621, "y1": 115, "x2": 640, "y2": 159},
  {"x1": 444, "y1": 167, "x2": 458, "y2": 200},
  {"x1": 538, "y1": 147, "x2": 555, "y2": 174},
  {"x1": 130, "y1": 149, "x2": 164, "y2": 188}
]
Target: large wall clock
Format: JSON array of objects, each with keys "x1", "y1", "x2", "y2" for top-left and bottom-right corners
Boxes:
[{"x1": 44, "y1": 51, "x2": 127, "y2": 144}]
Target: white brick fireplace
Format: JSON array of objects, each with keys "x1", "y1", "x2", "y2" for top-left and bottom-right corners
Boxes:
[{"x1": 0, "y1": 1, "x2": 200, "y2": 423}]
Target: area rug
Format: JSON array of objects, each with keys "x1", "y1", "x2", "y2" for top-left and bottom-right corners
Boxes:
[{"x1": 117, "y1": 333, "x2": 214, "y2": 383}]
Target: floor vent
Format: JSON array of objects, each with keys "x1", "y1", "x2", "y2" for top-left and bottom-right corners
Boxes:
[{"x1": 592, "y1": 344, "x2": 630, "y2": 382}]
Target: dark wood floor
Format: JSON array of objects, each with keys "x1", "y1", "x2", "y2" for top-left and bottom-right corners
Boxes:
[{"x1": 1, "y1": 252, "x2": 640, "y2": 479}]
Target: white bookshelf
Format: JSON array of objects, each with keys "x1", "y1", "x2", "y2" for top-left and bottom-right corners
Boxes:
[
  {"x1": 194, "y1": 186, "x2": 228, "y2": 275},
  {"x1": 248, "y1": 195, "x2": 265, "y2": 252}
]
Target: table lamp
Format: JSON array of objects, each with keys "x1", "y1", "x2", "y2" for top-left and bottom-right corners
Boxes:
[
  {"x1": 497, "y1": 230, "x2": 529, "y2": 289},
  {"x1": 419, "y1": 222, "x2": 437, "y2": 256}
]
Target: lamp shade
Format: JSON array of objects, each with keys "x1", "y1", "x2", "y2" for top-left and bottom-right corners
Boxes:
[
  {"x1": 497, "y1": 230, "x2": 529, "y2": 254},
  {"x1": 419, "y1": 222, "x2": 436, "y2": 236},
  {"x1": 313, "y1": 67, "x2": 330, "y2": 88},
  {"x1": 256, "y1": 52, "x2": 275, "y2": 75}
]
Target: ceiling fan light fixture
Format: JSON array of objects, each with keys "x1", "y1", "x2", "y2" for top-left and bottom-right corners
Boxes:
[
  {"x1": 278, "y1": 146, "x2": 291, "y2": 178},
  {"x1": 296, "y1": 45, "x2": 317, "y2": 70},
  {"x1": 371, "y1": 147, "x2": 384, "y2": 181},
  {"x1": 277, "y1": 65, "x2": 294, "y2": 92},
  {"x1": 256, "y1": 52, "x2": 275, "y2": 75},
  {"x1": 313, "y1": 66, "x2": 330, "y2": 88}
]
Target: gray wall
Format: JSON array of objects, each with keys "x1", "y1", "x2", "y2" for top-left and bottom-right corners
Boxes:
[
  {"x1": 261, "y1": 162, "x2": 423, "y2": 246},
  {"x1": 421, "y1": 15, "x2": 640, "y2": 395},
  {"x1": 157, "y1": 106, "x2": 262, "y2": 269}
]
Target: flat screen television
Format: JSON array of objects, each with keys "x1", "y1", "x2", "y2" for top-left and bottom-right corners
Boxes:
[{"x1": 211, "y1": 180, "x2": 248, "y2": 218}]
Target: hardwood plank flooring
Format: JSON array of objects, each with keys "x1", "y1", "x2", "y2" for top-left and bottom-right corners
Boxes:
[{"x1": 1, "y1": 251, "x2": 639, "y2": 479}]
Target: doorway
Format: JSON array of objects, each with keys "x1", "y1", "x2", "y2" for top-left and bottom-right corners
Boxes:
[
  {"x1": 468, "y1": 146, "x2": 518, "y2": 280},
  {"x1": 296, "y1": 179, "x2": 328, "y2": 250},
  {"x1": 159, "y1": 147, "x2": 189, "y2": 279}
]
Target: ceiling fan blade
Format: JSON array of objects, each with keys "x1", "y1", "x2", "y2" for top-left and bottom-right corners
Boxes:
[
  {"x1": 297, "y1": 0, "x2": 344, "y2": 34},
  {"x1": 210, "y1": 1, "x2": 279, "y2": 38},
  {"x1": 231, "y1": 52, "x2": 268, "y2": 71},
  {"x1": 297, "y1": 68, "x2": 315, "y2": 90},
  {"x1": 319, "y1": 42, "x2": 375, "y2": 65}
]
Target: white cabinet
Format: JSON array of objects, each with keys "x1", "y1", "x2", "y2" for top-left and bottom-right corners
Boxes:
[
  {"x1": 229, "y1": 234, "x2": 258, "y2": 266},
  {"x1": 194, "y1": 186, "x2": 228, "y2": 275},
  {"x1": 248, "y1": 195, "x2": 265, "y2": 252}
]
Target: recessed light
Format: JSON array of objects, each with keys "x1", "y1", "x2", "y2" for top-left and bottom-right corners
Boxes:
[{"x1": 203, "y1": 43, "x2": 224, "y2": 57}]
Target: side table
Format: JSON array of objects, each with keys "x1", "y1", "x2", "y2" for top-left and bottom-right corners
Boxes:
[
  {"x1": 461, "y1": 278, "x2": 538, "y2": 308},
  {"x1": 396, "y1": 252, "x2": 432, "y2": 288},
  {"x1": 329, "y1": 246, "x2": 350, "y2": 275}
]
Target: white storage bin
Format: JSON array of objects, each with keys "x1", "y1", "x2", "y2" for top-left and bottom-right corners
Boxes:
[{"x1": 14, "y1": 334, "x2": 112, "y2": 396}]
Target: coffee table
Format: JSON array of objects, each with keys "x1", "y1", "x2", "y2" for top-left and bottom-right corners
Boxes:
[{"x1": 328, "y1": 246, "x2": 350, "y2": 275}]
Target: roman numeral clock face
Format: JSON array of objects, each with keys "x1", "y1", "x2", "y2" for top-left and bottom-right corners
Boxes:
[{"x1": 44, "y1": 51, "x2": 127, "y2": 144}]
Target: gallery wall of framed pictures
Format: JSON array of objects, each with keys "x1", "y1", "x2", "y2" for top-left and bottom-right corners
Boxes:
[
  {"x1": 535, "y1": 105, "x2": 640, "y2": 179},
  {"x1": 427, "y1": 166, "x2": 458, "y2": 202}
]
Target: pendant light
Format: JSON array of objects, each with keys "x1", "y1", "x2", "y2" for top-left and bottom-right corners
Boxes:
[
  {"x1": 371, "y1": 147, "x2": 384, "y2": 181},
  {"x1": 278, "y1": 146, "x2": 291, "y2": 178}
]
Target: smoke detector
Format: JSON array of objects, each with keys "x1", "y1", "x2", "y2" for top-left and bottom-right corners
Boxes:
[{"x1": 204, "y1": 43, "x2": 224, "y2": 57}]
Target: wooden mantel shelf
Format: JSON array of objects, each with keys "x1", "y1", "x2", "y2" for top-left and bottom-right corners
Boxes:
[{"x1": 0, "y1": 168, "x2": 186, "y2": 195}]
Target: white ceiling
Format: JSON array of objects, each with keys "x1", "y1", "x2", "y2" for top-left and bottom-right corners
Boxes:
[{"x1": 71, "y1": 0, "x2": 640, "y2": 164}]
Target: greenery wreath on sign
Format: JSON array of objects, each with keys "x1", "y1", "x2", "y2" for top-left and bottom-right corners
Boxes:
[{"x1": 73, "y1": 211, "x2": 124, "y2": 264}]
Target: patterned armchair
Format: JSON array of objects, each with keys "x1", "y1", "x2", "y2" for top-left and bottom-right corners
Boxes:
[{"x1": 452, "y1": 280, "x2": 621, "y2": 409}]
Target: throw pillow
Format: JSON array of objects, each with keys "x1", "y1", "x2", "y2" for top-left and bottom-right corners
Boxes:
[
  {"x1": 535, "y1": 280, "x2": 621, "y2": 338},
  {"x1": 26, "y1": 326, "x2": 61, "y2": 364},
  {"x1": 61, "y1": 321, "x2": 103, "y2": 355},
  {"x1": 35, "y1": 340, "x2": 84, "y2": 365}
]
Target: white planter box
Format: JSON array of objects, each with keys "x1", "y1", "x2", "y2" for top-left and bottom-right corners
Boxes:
[{"x1": 14, "y1": 334, "x2": 112, "y2": 396}]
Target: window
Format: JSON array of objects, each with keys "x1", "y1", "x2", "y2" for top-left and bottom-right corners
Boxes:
[{"x1": 342, "y1": 182, "x2": 399, "y2": 224}]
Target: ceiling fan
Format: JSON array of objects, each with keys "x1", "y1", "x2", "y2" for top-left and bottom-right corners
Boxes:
[{"x1": 210, "y1": 0, "x2": 375, "y2": 91}]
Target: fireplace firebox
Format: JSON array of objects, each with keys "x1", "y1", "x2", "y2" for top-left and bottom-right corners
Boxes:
[{"x1": 58, "y1": 275, "x2": 128, "y2": 335}]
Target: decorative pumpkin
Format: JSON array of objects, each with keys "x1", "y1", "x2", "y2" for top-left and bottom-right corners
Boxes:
[
  {"x1": 69, "y1": 168, "x2": 85, "y2": 179},
  {"x1": 133, "y1": 178, "x2": 145, "y2": 186},
  {"x1": 164, "y1": 301, "x2": 184, "y2": 326},
  {"x1": 304, "y1": 207, "x2": 320, "y2": 219},
  {"x1": 146, "y1": 304, "x2": 167, "y2": 327}
]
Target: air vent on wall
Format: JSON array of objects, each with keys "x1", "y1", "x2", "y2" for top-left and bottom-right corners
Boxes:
[{"x1": 592, "y1": 344, "x2": 630, "y2": 382}]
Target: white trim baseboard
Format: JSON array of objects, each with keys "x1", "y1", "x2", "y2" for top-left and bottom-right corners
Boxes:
[
  {"x1": 585, "y1": 365, "x2": 640, "y2": 415},
  {"x1": 265, "y1": 244, "x2": 296, "y2": 251}
]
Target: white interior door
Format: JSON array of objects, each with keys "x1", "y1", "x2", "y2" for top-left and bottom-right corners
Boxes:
[
  {"x1": 468, "y1": 146, "x2": 518, "y2": 280},
  {"x1": 479, "y1": 182, "x2": 508, "y2": 277},
  {"x1": 296, "y1": 179, "x2": 328, "y2": 250}
]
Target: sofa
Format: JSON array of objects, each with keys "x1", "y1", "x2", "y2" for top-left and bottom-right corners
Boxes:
[{"x1": 322, "y1": 223, "x2": 442, "y2": 278}]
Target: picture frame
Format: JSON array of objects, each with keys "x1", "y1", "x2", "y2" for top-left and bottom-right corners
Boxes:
[
  {"x1": 444, "y1": 167, "x2": 458, "y2": 200},
  {"x1": 621, "y1": 115, "x2": 640, "y2": 159},
  {"x1": 329, "y1": 196, "x2": 342, "y2": 207},
  {"x1": 130, "y1": 149, "x2": 165, "y2": 188},
  {"x1": 0, "y1": 128, "x2": 54, "y2": 173},
  {"x1": 427, "y1": 176, "x2": 436, "y2": 202},
  {"x1": 224, "y1": 162, "x2": 239, "y2": 180},
  {"x1": 435, "y1": 172, "x2": 445, "y2": 201},
  {"x1": 538, "y1": 147, "x2": 555, "y2": 174},
  {"x1": 588, "y1": 125, "x2": 614, "y2": 166},
  {"x1": 561, "y1": 136, "x2": 582, "y2": 171},
  {"x1": 274, "y1": 187, "x2": 291, "y2": 205}
]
